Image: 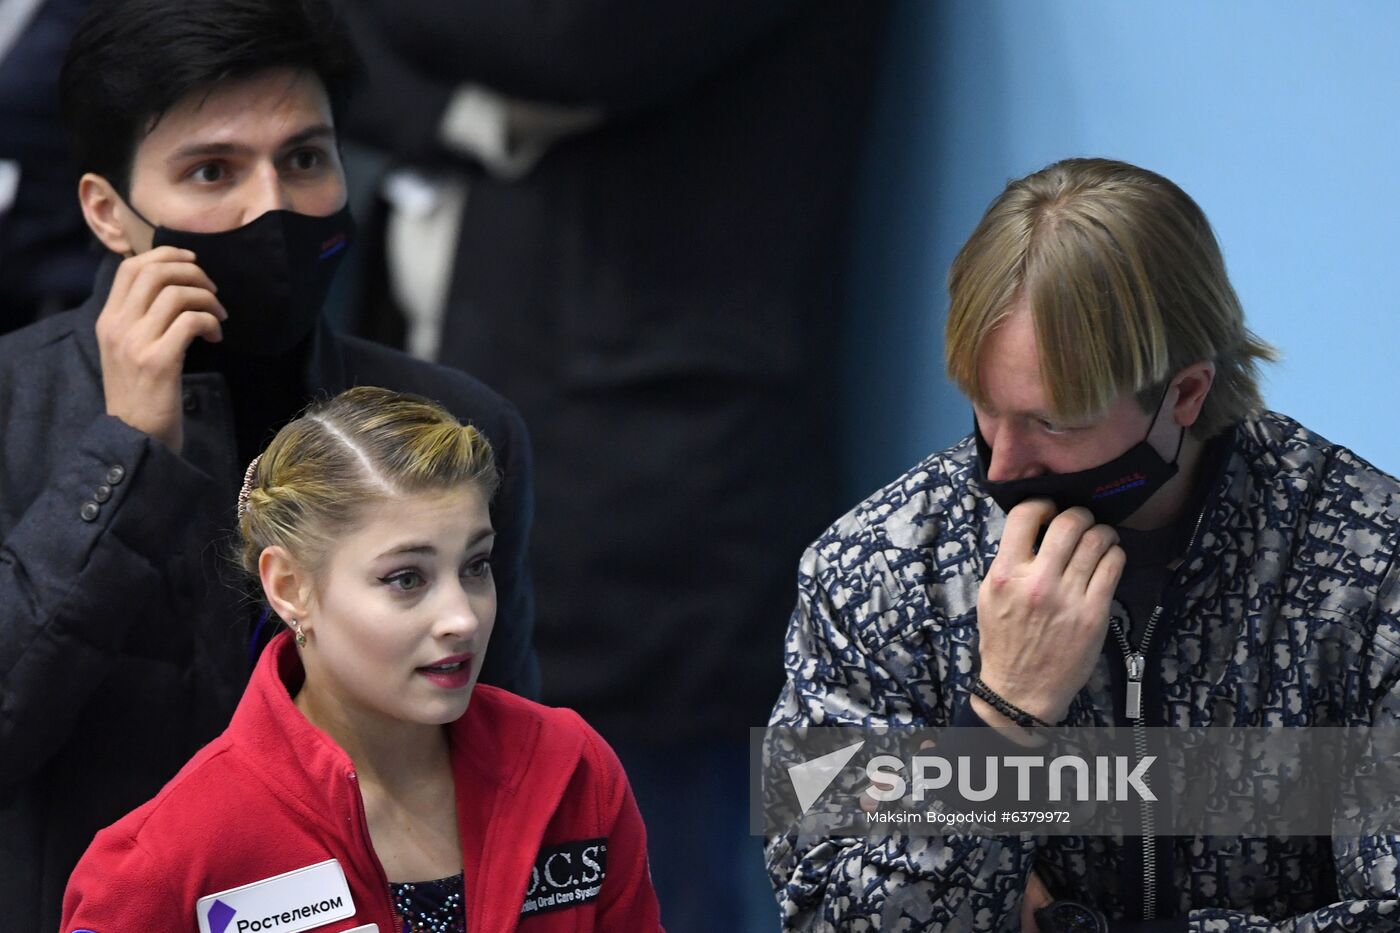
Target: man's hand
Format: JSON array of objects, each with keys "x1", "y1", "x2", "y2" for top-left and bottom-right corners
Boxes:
[
  {"x1": 96, "y1": 247, "x2": 226, "y2": 453},
  {"x1": 1021, "y1": 871, "x2": 1054, "y2": 932},
  {"x1": 975, "y1": 500, "x2": 1125, "y2": 725}
]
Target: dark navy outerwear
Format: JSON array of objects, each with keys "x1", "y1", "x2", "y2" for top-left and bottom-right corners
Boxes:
[
  {"x1": 0, "y1": 255, "x2": 538, "y2": 933},
  {"x1": 342, "y1": 0, "x2": 887, "y2": 744},
  {"x1": 768, "y1": 414, "x2": 1400, "y2": 931}
]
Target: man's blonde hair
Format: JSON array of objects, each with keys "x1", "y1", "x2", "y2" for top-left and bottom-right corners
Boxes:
[
  {"x1": 945, "y1": 158, "x2": 1277, "y2": 438},
  {"x1": 237, "y1": 386, "x2": 499, "y2": 578}
]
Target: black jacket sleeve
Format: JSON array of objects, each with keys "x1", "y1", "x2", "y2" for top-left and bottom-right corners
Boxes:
[{"x1": 0, "y1": 415, "x2": 217, "y2": 790}]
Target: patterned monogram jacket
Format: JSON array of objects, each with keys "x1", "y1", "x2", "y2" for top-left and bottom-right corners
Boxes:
[{"x1": 767, "y1": 412, "x2": 1400, "y2": 932}]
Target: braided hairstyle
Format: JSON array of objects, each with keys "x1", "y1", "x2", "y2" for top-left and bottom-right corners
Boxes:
[{"x1": 237, "y1": 386, "x2": 498, "y2": 580}]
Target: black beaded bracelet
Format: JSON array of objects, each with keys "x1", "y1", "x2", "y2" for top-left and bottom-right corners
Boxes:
[{"x1": 969, "y1": 675, "x2": 1052, "y2": 729}]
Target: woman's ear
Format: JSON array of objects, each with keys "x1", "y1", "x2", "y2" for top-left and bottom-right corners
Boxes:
[
  {"x1": 77, "y1": 172, "x2": 145, "y2": 256},
  {"x1": 258, "y1": 545, "x2": 315, "y2": 629}
]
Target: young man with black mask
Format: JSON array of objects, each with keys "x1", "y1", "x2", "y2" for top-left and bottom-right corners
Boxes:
[
  {"x1": 0, "y1": 2, "x2": 537, "y2": 928},
  {"x1": 766, "y1": 159, "x2": 1400, "y2": 931}
]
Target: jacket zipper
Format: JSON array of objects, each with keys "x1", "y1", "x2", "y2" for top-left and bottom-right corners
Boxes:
[
  {"x1": 1108, "y1": 503, "x2": 1208, "y2": 922},
  {"x1": 348, "y1": 770, "x2": 407, "y2": 933}
]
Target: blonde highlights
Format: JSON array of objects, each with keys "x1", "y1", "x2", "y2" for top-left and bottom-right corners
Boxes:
[
  {"x1": 946, "y1": 158, "x2": 1278, "y2": 438},
  {"x1": 237, "y1": 386, "x2": 499, "y2": 577}
]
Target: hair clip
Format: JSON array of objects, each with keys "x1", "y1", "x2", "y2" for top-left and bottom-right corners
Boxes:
[{"x1": 237, "y1": 455, "x2": 261, "y2": 518}]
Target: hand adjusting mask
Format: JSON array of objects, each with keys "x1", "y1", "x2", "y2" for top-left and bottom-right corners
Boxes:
[{"x1": 127, "y1": 199, "x2": 355, "y2": 357}]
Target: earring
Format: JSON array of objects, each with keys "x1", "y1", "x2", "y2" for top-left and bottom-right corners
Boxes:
[{"x1": 289, "y1": 618, "x2": 307, "y2": 648}]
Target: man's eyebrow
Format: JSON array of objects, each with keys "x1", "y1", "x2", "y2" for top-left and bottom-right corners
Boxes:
[
  {"x1": 1020, "y1": 408, "x2": 1079, "y2": 424},
  {"x1": 281, "y1": 124, "x2": 336, "y2": 149},
  {"x1": 165, "y1": 141, "x2": 246, "y2": 166},
  {"x1": 163, "y1": 125, "x2": 336, "y2": 166}
]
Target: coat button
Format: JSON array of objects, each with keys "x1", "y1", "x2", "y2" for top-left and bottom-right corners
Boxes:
[
  {"x1": 93, "y1": 484, "x2": 112, "y2": 504},
  {"x1": 106, "y1": 465, "x2": 126, "y2": 485},
  {"x1": 183, "y1": 391, "x2": 199, "y2": 413},
  {"x1": 80, "y1": 502, "x2": 100, "y2": 522}
]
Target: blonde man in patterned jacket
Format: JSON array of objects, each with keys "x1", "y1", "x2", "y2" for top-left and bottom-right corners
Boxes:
[{"x1": 767, "y1": 158, "x2": 1400, "y2": 932}]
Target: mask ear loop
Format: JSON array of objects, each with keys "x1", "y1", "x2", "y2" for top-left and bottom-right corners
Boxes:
[
  {"x1": 1143, "y1": 382, "x2": 1173, "y2": 436},
  {"x1": 1144, "y1": 381, "x2": 1187, "y2": 466},
  {"x1": 114, "y1": 189, "x2": 161, "y2": 232}
]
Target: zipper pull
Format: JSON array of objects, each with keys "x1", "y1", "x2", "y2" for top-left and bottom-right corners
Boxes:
[{"x1": 1125, "y1": 652, "x2": 1145, "y2": 720}]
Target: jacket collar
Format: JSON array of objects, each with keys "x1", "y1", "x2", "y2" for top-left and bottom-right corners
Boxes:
[
  {"x1": 227, "y1": 631, "x2": 367, "y2": 825},
  {"x1": 72, "y1": 256, "x2": 116, "y2": 382},
  {"x1": 1166, "y1": 423, "x2": 1242, "y2": 591},
  {"x1": 229, "y1": 632, "x2": 587, "y2": 928},
  {"x1": 75, "y1": 253, "x2": 350, "y2": 394}
]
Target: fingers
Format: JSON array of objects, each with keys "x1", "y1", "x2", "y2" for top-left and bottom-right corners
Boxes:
[
  {"x1": 106, "y1": 252, "x2": 227, "y2": 363},
  {"x1": 107, "y1": 248, "x2": 223, "y2": 323},
  {"x1": 1085, "y1": 543, "x2": 1127, "y2": 610},
  {"x1": 998, "y1": 499, "x2": 1059, "y2": 564},
  {"x1": 1000, "y1": 501, "x2": 1119, "y2": 595},
  {"x1": 1062, "y1": 524, "x2": 1120, "y2": 592},
  {"x1": 133, "y1": 284, "x2": 227, "y2": 346},
  {"x1": 109, "y1": 246, "x2": 195, "y2": 292},
  {"x1": 154, "y1": 309, "x2": 224, "y2": 359},
  {"x1": 107, "y1": 248, "x2": 198, "y2": 315},
  {"x1": 1033, "y1": 506, "x2": 1096, "y2": 574},
  {"x1": 96, "y1": 248, "x2": 226, "y2": 456}
]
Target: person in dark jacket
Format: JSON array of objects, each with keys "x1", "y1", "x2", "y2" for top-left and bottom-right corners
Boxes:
[
  {"x1": 0, "y1": 2, "x2": 537, "y2": 930},
  {"x1": 767, "y1": 159, "x2": 1400, "y2": 930},
  {"x1": 335, "y1": 4, "x2": 890, "y2": 927}
]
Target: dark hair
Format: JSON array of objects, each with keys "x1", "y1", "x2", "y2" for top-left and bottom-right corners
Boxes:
[{"x1": 59, "y1": 0, "x2": 357, "y2": 194}]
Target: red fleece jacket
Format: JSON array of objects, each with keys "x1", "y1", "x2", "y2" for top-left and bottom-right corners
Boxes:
[{"x1": 61, "y1": 631, "x2": 663, "y2": 932}]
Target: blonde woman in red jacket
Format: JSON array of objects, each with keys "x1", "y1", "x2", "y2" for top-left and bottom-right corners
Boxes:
[{"x1": 61, "y1": 386, "x2": 663, "y2": 933}]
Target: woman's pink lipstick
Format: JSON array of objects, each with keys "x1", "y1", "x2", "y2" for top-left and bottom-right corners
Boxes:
[{"x1": 417, "y1": 653, "x2": 474, "y2": 689}]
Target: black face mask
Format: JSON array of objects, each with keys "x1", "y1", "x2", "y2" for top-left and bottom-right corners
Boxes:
[
  {"x1": 974, "y1": 389, "x2": 1185, "y2": 526},
  {"x1": 132, "y1": 203, "x2": 354, "y2": 357}
]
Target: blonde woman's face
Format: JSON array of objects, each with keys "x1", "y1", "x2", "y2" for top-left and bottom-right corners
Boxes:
[{"x1": 300, "y1": 486, "x2": 496, "y2": 728}]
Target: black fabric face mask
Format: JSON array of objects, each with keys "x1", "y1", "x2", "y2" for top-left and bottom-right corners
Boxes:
[
  {"x1": 134, "y1": 203, "x2": 354, "y2": 357},
  {"x1": 974, "y1": 389, "x2": 1184, "y2": 526}
]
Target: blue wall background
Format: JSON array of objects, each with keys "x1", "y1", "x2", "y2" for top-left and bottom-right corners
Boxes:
[{"x1": 843, "y1": 1, "x2": 1400, "y2": 499}]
